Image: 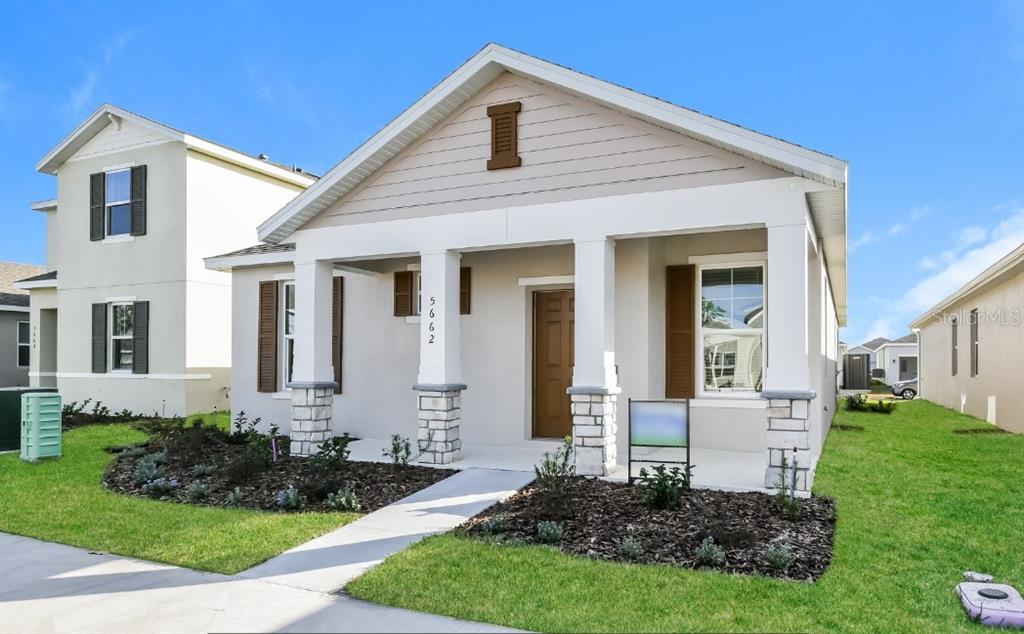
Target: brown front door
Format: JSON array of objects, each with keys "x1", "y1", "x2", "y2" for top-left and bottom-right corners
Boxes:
[{"x1": 533, "y1": 290, "x2": 574, "y2": 438}]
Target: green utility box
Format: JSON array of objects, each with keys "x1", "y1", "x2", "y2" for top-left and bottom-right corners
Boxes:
[
  {"x1": 0, "y1": 387, "x2": 56, "y2": 452},
  {"x1": 20, "y1": 392, "x2": 62, "y2": 461}
]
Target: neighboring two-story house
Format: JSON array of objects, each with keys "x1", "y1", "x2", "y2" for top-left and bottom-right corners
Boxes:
[
  {"x1": 206, "y1": 44, "x2": 848, "y2": 493},
  {"x1": 16, "y1": 105, "x2": 316, "y2": 416}
]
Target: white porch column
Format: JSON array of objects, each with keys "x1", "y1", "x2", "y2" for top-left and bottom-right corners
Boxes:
[
  {"x1": 765, "y1": 223, "x2": 811, "y2": 392},
  {"x1": 569, "y1": 237, "x2": 618, "y2": 476},
  {"x1": 763, "y1": 222, "x2": 816, "y2": 492},
  {"x1": 414, "y1": 250, "x2": 464, "y2": 464},
  {"x1": 289, "y1": 259, "x2": 336, "y2": 456}
]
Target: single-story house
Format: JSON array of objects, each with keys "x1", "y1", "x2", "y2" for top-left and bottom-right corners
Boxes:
[
  {"x1": 846, "y1": 334, "x2": 917, "y2": 384},
  {"x1": 911, "y1": 243, "x2": 1023, "y2": 433},
  {"x1": 0, "y1": 262, "x2": 45, "y2": 387},
  {"x1": 206, "y1": 44, "x2": 849, "y2": 492},
  {"x1": 874, "y1": 335, "x2": 918, "y2": 385}
]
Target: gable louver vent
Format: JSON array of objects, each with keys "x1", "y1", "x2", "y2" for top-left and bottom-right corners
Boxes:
[{"x1": 486, "y1": 101, "x2": 522, "y2": 170}]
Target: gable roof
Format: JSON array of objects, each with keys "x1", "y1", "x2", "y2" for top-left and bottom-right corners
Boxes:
[
  {"x1": 891, "y1": 333, "x2": 917, "y2": 344},
  {"x1": 0, "y1": 261, "x2": 45, "y2": 295},
  {"x1": 858, "y1": 337, "x2": 890, "y2": 351},
  {"x1": 257, "y1": 43, "x2": 848, "y2": 246},
  {"x1": 36, "y1": 104, "x2": 318, "y2": 187},
  {"x1": 911, "y1": 243, "x2": 1024, "y2": 330}
]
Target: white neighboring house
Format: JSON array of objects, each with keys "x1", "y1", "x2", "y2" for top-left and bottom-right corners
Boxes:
[
  {"x1": 15, "y1": 105, "x2": 316, "y2": 416},
  {"x1": 205, "y1": 44, "x2": 849, "y2": 493},
  {"x1": 875, "y1": 336, "x2": 919, "y2": 385},
  {"x1": 846, "y1": 335, "x2": 917, "y2": 384}
]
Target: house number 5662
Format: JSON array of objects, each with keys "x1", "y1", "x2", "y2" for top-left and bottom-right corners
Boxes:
[{"x1": 427, "y1": 297, "x2": 436, "y2": 343}]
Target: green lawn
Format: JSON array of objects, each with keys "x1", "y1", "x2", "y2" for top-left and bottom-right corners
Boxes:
[
  {"x1": 348, "y1": 400, "x2": 1024, "y2": 632},
  {"x1": 0, "y1": 414, "x2": 358, "y2": 574}
]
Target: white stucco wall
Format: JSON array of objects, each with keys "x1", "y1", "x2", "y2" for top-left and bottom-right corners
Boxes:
[
  {"x1": 230, "y1": 228, "x2": 799, "y2": 460},
  {"x1": 29, "y1": 119, "x2": 309, "y2": 415},
  {"x1": 878, "y1": 343, "x2": 918, "y2": 385}
]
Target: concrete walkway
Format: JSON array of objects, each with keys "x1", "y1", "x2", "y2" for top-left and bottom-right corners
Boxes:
[
  {"x1": 0, "y1": 533, "x2": 518, "y2": 633},
  {"x1": 240, "y1": 467, "x2": 535, "y2": 592}
]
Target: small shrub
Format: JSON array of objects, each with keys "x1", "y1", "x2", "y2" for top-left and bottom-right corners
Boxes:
[
  {"x1": 311, "y1": 434, "x2": 353, "y2": 474},
  {"x1": 145, "y1": 451, "x2": 167, "y2": 464},
  {"x1": 868, "y1": 399, "x2": 896, "y2": 414},
  {"x1": 275, "y1": 486, "x2": 305, "y2": 511},
  {"x1": 383, "y1": 434, "x2": 412, "y2": 466},
  {"x1": 483, "y1": 513, "x2": 510, "y2": 534},
  {"x1": 762, "y1": 543, "x2": 795, "y2": 571},
  {"x1": 226, "y1": 487, "x2": 245, "y2": 508},
  {"x1": 191, "y1": 463, "x2": 215, "y2": 478},
  {"x1": 121, "y1": 445, "x2": 147, "y2": 459},
  {"x1": 133, "y1": 458, "x2": 165, "y2": 485},
  {"x1": 695, "y1": 536, "x2": 726, "y2": 566},
  {"x1": 298, "y1": 476, "x2": 337, "y2": 503},
  {"x1": 325, "y1": 487, "x2": 361, "y2": 512},
  {"x1": 185, "y1": 481, "x2": 210, "y2": 502},
  {"x1": 615, "y1": 536, "x2": 644, "y2": 561},
  {"x1": 141, "y1": 478, "x2": 178, "y2": 497},
  {"x1": 534, "y1": 436, "x2": 575, "y2": 507},
  {"x1": 638, "y1": 463, "x2": 694, "y2": 510},
  {"x1": 536, "y1": 520, "x2": 563, "y2": 543},
  {"x1": 224, "y1": 442, "x2": 273, "y2": 485},
  {"x1": 775, "y1": 455, "x2": 803, "y2": 521}
]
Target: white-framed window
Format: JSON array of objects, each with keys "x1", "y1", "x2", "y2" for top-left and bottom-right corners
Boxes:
[
  {"x1": 110, "y1": 302, "x2": 134, "y2": 371},
  {"x1": 698, "y1": 264, "x2": 765, "y2": 394},
  {"x1": 16, "y1": 321, "x2": 29, "y2": 367},
  {"x1": 105, "y1": 169, "x2": 131, "y2": 236},
  {"x1": 282, "y1": 281, "x2": 296, "y2": 387}
]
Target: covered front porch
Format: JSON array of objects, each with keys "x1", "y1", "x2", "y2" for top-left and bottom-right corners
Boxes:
[
  {"x1": 281, "y1": 184, "x2": 827, "y2": 493},
  {"x1": 346, "y1": 436, "x2": 770, "y2": 493}
]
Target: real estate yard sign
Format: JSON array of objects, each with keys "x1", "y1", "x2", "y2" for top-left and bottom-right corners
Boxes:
[{"x1": 627, "y1": 399, "x2": 690, "y2": 483}]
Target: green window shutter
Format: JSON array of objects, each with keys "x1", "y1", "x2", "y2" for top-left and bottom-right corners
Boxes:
[
  {"x1": 132, "y1": 301, "x2": 149, "y2": 374},
  {"x1": 92, "y1": 303, "x2": 107, "y2": 373},
  {"x1": 394, "y1": 271, "x2": 413, "y2": 317},
  {"x1": 130, "y1": 165, "x2": 147, "y2": 236},
  {"x1": 90, "y1": 173, "x2": 105, "y2": 241}
]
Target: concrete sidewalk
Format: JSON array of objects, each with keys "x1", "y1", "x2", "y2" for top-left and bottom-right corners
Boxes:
[
  {"x1": 0, "y1": 533, "x2": 519, "y2": 633},
  {"x1": 239, "y1": 467, "x2": 535, "y2": 592}
]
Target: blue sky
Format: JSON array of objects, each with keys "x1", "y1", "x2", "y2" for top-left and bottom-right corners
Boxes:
[{"x1": 1, "y1": 1, "x2": 1021, "y2": 345}]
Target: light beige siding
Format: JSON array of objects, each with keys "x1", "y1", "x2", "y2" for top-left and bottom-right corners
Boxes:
[
  {"x1": 918, "y1": 269, "x2": 1024, "y2": 433},
  {"x1": 306, "y1": 73, "x2": 787, "y2": 228}
]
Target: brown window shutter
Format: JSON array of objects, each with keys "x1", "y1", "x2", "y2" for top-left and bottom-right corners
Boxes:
[
  {"x1": 132, "y1": 301, "x2": 149, "y2": 374},
  {"x1": 460, "y1": 267, "x2": 471, "y2": 315},
  {"x1": 332, "y1": 276, "x2": 344, "y2": 394},
  {"x1": 486, "y1": 102, "x2": 522, "y2": 170},
  {"x1": 257, "y1": 281, "x2": 279, "y2": 392},
  {"x1": 91, "y1": 303, "x2": 107, "y2": 373},
  {"x1": 394, "y1": 270, "x2": 413, "y2": 317},
  {"x1": 130, "y1": 165, "x2": 147, "y2": 236},
  {"x1": 665, "y1": 265, "x2": 696, "y2": 398},
  {"x1": 90, "y1": 173, "x2": 105, "y2": 241},
  {"x1": 951, "y1": 318, "x2": 958, "y2": 376}
]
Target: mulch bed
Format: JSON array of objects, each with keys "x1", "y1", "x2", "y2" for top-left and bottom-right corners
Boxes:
[
  {"x1": 461, "y1": 477, "x2": 836, "y2": 582},
  {"x1": 104, "y1": 439, "x2": 455, "y2": 513}
]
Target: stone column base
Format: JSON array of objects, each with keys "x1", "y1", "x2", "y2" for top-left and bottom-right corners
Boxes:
[
  {"x1": 414, "y1": 383, "x2": 465, "y2": 465},
  {"x1": 569, "y1": 387, "x2": 619, "y2": 476},
  {"x1": 762, "y1": 390, "x2": 815, "y2": 492},
  {"x1": 289, "y1": 382, "x2": 335, "y2": 457}
]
